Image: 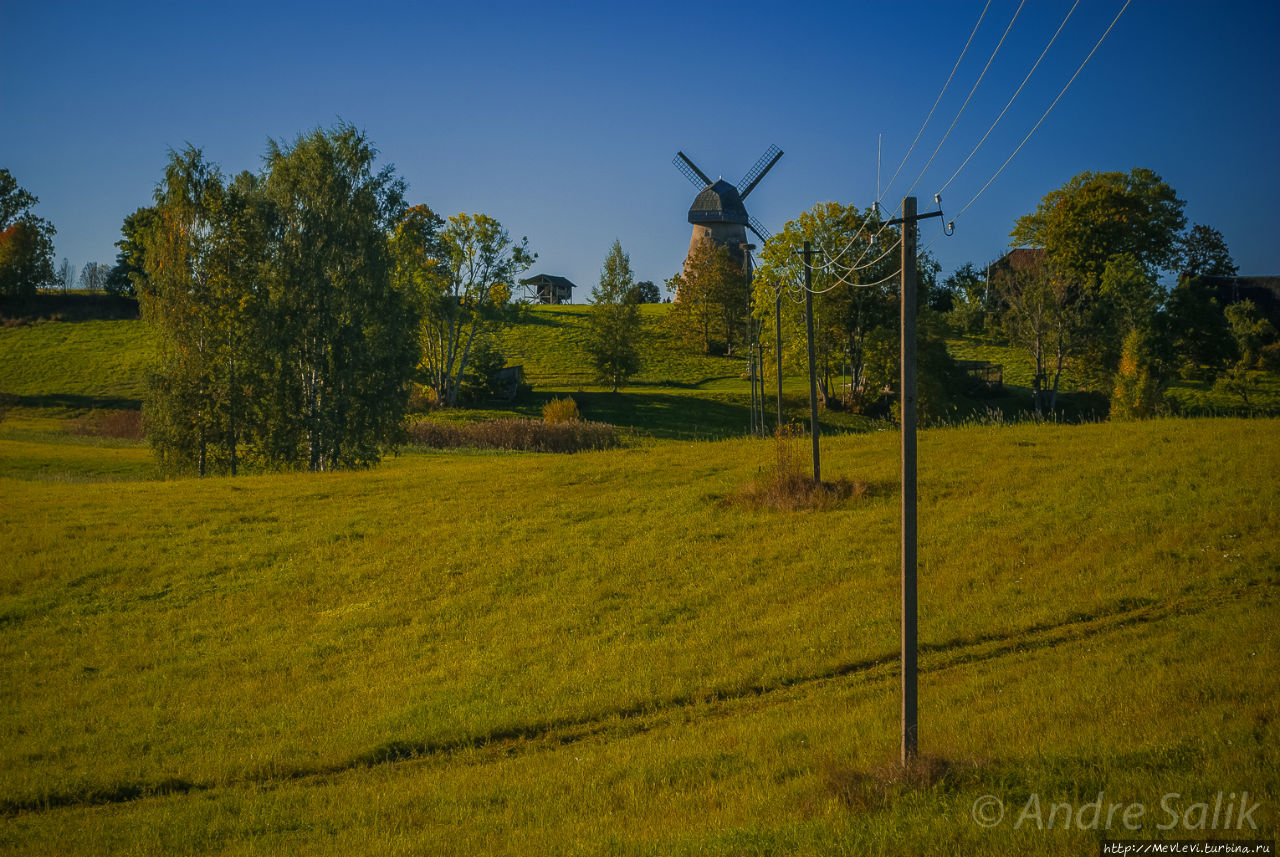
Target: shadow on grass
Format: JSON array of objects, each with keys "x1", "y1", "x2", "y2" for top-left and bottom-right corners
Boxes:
[
  {"x1": 570, "y1": 391, "x2": 753, "y2": 440},
  {"x1": 0, "y1": 293, "x2": 140, "y2": 321},
  {"x1": 7, "y1": 393, "x2": 142, "y2": 412}
]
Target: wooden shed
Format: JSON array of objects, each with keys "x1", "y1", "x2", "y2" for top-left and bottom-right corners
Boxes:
[{"x1": 518, "y1": 274, "x2": 575, "y2": 305}]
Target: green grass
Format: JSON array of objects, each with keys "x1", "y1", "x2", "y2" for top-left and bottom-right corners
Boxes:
[
  {"x1": 945, "y1": 334, "x2": 1280, "y2": 419},
  {"x1": 1, "y1": 418, "x2": 1276, "y2": 853},
  {"x1": 502, "y1": 304, "x2": 747, "y2": 388},
  {"x1": 0, "y1": 319, "x2": 154, "y2": 419}
]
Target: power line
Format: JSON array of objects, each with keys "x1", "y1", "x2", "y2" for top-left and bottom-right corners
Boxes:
[
  {"x1": 938, "y1": 0, "x2": 1081, "y2": 194},
  {"x1": 904, "y1": 0, "x2": 1028, "y2": 199},
  {"x1": 950, "y1": 0, "x2": 1134, "y2": 222},
  {"x1": 818, "y1": 237, "x2": 901, "y2": 279},
  {"x1": 829, "y1": 3, "x2": 998, "y2": 268},
  {"x1": 808, "y1": 266, "x2": 902, "y2": 295},
  {"x1": 879, "y1": 0, "x2": 993, "y2": 205}
]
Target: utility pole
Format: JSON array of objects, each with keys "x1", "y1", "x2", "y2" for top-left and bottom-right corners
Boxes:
[
  {"x1": 742, "y1": 242, "x2": 761, "y2": 437},
  {"x1": 899, "y1": 197, "x2": 918, "y2": 764},
  {"x1": 773, "y1": 286, "x2": 783, "y2": 437},
  {"x1": 803, "y1": 240, "x2": 820, "y2": 482},
  {"x1": 885, "y1": 195, "x2": 944, "y2": 766},
  {"x1": 775, "y1": 286, "x2": 783, "y2": 434}
]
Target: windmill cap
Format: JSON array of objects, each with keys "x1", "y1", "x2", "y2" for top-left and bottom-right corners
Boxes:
[{"x1": 688, "y1": 179, "x2": 748, "y2": 226}]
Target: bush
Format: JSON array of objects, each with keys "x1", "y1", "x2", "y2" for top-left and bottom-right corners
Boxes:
[
  {"x1": 69, "y1": 409, "x2": 145, "y2": 440},
  {"x1": 542, "y1": 396, "x2": 580, "y2": 424},
  {"x1": 1111, "y1": 329, "x2": 1169, "y2": 420},
  {"x1": 729, "y1": 427, "x2": 869, "y2": 511},
  {"x1": 407, "y1": 417, "x2": 618, "y2": 453},
  {"x1": 406, "y1": 384, "x2": 434, "y2": 413}
]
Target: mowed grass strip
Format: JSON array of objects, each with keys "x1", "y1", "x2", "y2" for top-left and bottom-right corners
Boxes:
[{"x1": 1, "y1": 418, "x2": 1275, "y2": 824}]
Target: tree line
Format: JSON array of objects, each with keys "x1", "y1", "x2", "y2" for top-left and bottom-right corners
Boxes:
[
  {"x1": 652, "y1": 167, "x2": 1277, "y2": 423},
  {"x1": 941, "y1": 168, "x2": 1277, "y2": 416}
]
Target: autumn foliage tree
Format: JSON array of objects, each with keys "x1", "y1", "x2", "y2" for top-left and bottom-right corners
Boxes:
[
  {"x1": 0, "y1": 169, "x2": 56, "y2": 301},
  {"x1": 667, "y1": 239, "x2": 747, "y2": 355}
]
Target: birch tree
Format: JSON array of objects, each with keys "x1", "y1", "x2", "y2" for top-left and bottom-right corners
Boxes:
[
  {"x1": 415, "y1": 212, "x2": 533, "y2": 407},
  {"x1": 262, "y1": 123, "x2": 418, "y2": 470}
]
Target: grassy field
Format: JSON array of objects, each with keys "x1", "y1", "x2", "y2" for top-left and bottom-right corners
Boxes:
[
  {"x1": 0, "y1": 319, "x2": 153, "y2": 413},
  {"x1": 1, "y1": 417, "x2": 1277, "y2": 854},
  {"x1": 1, "y1": 304, "x2": 1278, "y2": 853}
]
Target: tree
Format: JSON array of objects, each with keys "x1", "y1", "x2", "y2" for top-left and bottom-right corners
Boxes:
[
  {"x1": 753, "y1": 202, "x2": 897, "y2": 409},
  {"x1": 261, "y1": 124, "x2": 420, "y2": 470},
  {"x1": 411, "y1": 211, "x2": 533, "y2": 407},
  {"x1": 1011, "y1": 168, "x2": 1186, "y2": 284},
  {"x1": 1166, "y1": 275, "x2": 1234, "y2": 378},
  {"x1": 1224, "y1": 300, "x2": 1277, "y2": 369},
  {"x1": 942, "y1": 261, "x2": 990, "y2": 334},
  {"x1": 752, "y1": 201, "x2": 955, "y2": 420},
  {"x1": 106, "y1": 207, "x2": 157, "y2": 297},
  {"x1": 57, "y1": 258, "x2": 75, "y2": 293},
  {"x1": 585, "y1": 240, "x2": 642, "y2": 392},
  {"x1": 667, "y1": 238, "x2": 747, "y2": 355},
  {"x1": 1009, "y1": 168, "x2": 1187, "y2": 390},
  {"x1": 141, "y1": 146, "x2": 233, "y2": 476},
  {"x1": 141, "y1": 126, "x2": 420, "y2": 475},
  {"x1": 0, "y1": 169, "x2": 56, "y2": 300},
  {"x1": 1176, "y1": 223, "x2": 1237, "y2": 278},
  {"x1": 992, "y1": 252, "x2": 1082, "y2": 415},
  {"x1": 633, "y1": 280, "x2": 660, "y2": 303},
  {"x1": 0, "y1": 169, "x2": 38, "y2": 225},
  {"x1": 1213, "y1": 301, "x2": 1279, "y2": 409},
  {"x1": 78, "y1": 261, "x2": 110, "y2": 293},
  {"x1": 1111, "y1": 325, "x2": 1174, "y2": 420}
]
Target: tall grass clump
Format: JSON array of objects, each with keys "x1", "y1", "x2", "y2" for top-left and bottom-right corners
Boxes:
[
  {"x1": 407, "y1": 417, "x2": 618, "y2": 453},
  {"x1": 731, "y1": 426, "x2": 869, "y2": 511},
  {"x1": 541, "y1": 396, "x2": 581, "y2": 424},
  {"x1": 68, "y1": 408, "x2": 145, "y2": 440}
]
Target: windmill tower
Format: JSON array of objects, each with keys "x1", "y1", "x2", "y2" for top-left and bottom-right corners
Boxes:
[{"x1": 672, "y1": 144, "x2": 783, "y2": 270}]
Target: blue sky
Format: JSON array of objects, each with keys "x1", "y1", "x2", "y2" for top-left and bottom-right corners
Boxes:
[{"x1": 3, "y1": 0, "x2": 1278, "y2": 296}]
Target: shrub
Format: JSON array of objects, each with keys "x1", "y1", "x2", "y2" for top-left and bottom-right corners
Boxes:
[
  {"x1": 730, "y1": 427, "x2": 869, "y2": 511},
  {"x1": 406, "y1": 384, "x2": 434, "y2": 413},
  {"x1": 1111, "y1": 329, "x2": 1168, "y2": 420},
  {"x1": 69, "y1": 408, "x2": 145, "y2": 440},
  {"x1": 542, "y1": 396, "x2": 580, "y2": 424},
  {"x1": 407, "y1": 417, "x2": 618, "y2": 453}
]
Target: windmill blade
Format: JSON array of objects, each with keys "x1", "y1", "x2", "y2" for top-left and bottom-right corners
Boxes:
[
  {"x1": 673, "y1": 152, "x2": 712, "y2": 188},
  {"x1": 748, "y1": 216, "x2": 771, "y2": 242},
  {"x1": 738, "y1": 145, "x2": 783, "y2": 199}
]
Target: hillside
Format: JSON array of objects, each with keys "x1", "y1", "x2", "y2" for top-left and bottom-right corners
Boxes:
[
  {"x1": 3, "y1": 306, "x2": 1277, "y2": 449},
  {"x1": 1, "y1": 418, "x2": 1277, "y2": 853}
]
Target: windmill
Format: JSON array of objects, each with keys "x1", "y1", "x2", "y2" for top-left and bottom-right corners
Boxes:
[{"x1": 672, "y1": 144, "x2": 783, "y2": 270}]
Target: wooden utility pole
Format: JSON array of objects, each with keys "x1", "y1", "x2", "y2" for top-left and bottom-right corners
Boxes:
[
  {"x1": 741, "y1": 243, "x2": 759, "y2": 437},
  {"x1": 803, "y1": 240, "x2": 820, "y2": 482},
  {"x1": 886, "y1": 195, "x2": 944, "y2": 765},
  {"x1": 775, "y1": 287, "x2": 783, "y2": 433},
  {"x1": 899, "y1": 196, "x2": 918, "y2": 764}
]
